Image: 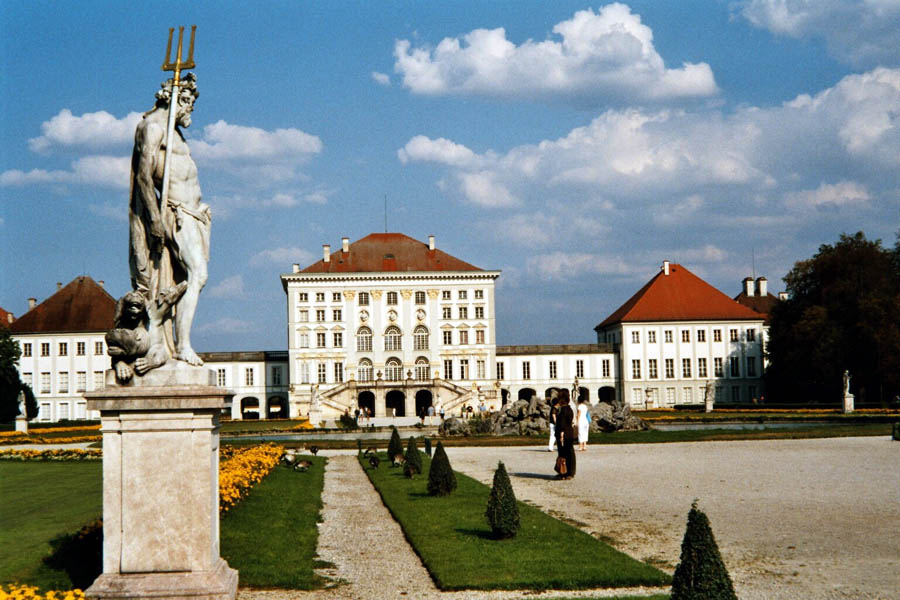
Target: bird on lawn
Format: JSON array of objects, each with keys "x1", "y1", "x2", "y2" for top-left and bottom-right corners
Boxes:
[
  {"x1": 368, "y1": 455, "x2": 380, "y2": 469},
  {"x1": 310, "y1": 445, "x2": 319, "y2": 456}
]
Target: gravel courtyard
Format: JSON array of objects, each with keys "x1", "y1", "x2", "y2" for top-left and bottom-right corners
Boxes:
[{"x1": 447, "y1": 436, "x2": 900, "y2": 600}]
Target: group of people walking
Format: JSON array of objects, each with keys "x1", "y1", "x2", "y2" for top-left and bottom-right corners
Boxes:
[{"x1": 549, "y1": 390, "x2": 590, "y2": 480}]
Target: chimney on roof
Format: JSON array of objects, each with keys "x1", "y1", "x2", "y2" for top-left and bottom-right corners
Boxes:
[
  {"x1": 28, "y1": 298, "x2": 36, "y2": 311},
  {"x1": 428, "y1": 235, "x2": 435, "y2": 251},
  {"x1": 662, "y1": 260, "x2": 670, "y2": 275},
  {"x1": 98, "y1": 280, "x2": 105, "y2": 289},
  {"x1": 56, "y1": 282, "x2": 62, "y2": 290},
  {"x1": 292, "y1": 263, "x2": 300, "y2": 273},
  {"x1": 778, "y1": 292, "x2": 788, "y2": 301},
  {"x1": 6, "y1": 313, "x2": 13, "y2": 325},
  {"x1": 323, "y1": 244, "x2": 330, "y2": 263},
  {"x1": 743, "y1": 277, "x2": 755, "y2": 297},
  {"x1": 342, "y1": 237, "x2": 349, "y2": 253},
  {"x1": 756, "y1": 277, "x2": 767, "y2": 297}
]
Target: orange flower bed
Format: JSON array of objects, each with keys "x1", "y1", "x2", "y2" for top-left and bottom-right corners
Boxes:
[
  {"x1": 218, "y1": 443, "x2": 283, "y2": 513},
  {"x1": 0, "y1": 584, "x2": 84, "y2": 600}
]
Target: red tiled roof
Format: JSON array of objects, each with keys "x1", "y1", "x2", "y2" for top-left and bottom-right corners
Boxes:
[
  {"x1": 0, "y1": 306, "x2": 13, "y2": 327},
  {"x1": 734, "y1": 292, "x2": 779, "y2": 323},
  {"x1": 9, "y1": 276, "x2": 116, "y2": 334},
  {"x1": 300, "y1": 233, "x2": 482, "y2": 273},
  {"x1": 596, "y1": 263, "x2": 764, "y2": 329}
]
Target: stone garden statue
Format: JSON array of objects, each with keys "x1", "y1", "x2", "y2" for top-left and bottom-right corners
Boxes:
[{"x1": 843, "y1": 370, "x2": 851, "y2": 397}]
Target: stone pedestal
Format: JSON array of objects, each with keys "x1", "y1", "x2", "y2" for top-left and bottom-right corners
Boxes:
[
  {"x1": 15, "y1": 414, "x2": 28, "y2": 433},
  {"x1": 307, "y1": 407, "x2": 323, "y2": 428},
  {"x1": 85, "y1": 374, "x2": 237, "y2": 600},
  {"x1": 842, "y1": 393, "x2": 855, "y2": 414},
  {"x1": 704, "y1": 395, "x2": 714, "y2": 413}
]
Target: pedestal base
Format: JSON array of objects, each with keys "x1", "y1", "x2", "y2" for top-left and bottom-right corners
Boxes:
[
  {"x1": 15, "y1": 415, "x2": 28, "y2": 433},
  {"x1": 87, "y1": 558, "x2": 237, "y2": 600},
  {"x1": 843, "y1": 393, "x2": 855, "y2": 414}
]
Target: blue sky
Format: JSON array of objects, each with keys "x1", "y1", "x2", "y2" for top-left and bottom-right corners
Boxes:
[{"x1": 2, "y1": 1, "x2": 899, "y2": 350}]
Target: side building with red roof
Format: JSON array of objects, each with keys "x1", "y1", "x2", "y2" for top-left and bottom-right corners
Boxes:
[
  {"x1": 595, "y1": 261, "x2": 768, "y2": 407},
  {"x1": 10, "y1": 276, "x2": 116, "y2": 422}
]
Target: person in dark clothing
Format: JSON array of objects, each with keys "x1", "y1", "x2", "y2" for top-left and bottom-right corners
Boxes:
[{"x1": 554, "y1": 389, "x2": 576, "y2": 479}]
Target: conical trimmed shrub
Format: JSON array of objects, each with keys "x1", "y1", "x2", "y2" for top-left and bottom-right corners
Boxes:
[
  {"x1": 485, "y1": 461, "x2": 520, "y2": 539},
  {"x1": 387, "y1": 426, "x2": 403, "y2": 461},
  {"x1": 427, "y1": 441, "x2": 457, "y2": 496},
  {"x1": 404, "y1": 436, "x2": 422, "y2": 476},
  {"x1": 671, "y1": 501, "x2": 737, "y2": 600},
  {"x1": 424, "y1": 437, "x2": 432, "y2": 457}
]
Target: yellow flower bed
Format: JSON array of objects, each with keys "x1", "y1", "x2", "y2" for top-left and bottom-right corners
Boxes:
[
  {"x1": 0, "y1": 584, "x2": 84, "y2": 600},
  {"x1": 0, "y1": 425, "x2": 100, "y2": 438},
  {"x1": 0, "y1": 448, "x2": 102, "y2": 461},
  {"x1": 219, "y1": 443, "x2": 283, "y2": 513},
  {"x1": 0, "y1": 435, "x2": 102, "y2": 446},
  {"x1": 292, "y1": 418, "x2": 315, "y2": 430}
]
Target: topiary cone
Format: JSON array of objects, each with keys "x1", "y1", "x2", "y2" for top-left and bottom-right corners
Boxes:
[
  {"x1": 427, "y1": 441, "x2": 457, "y2": 496},
  {"x1": 387, "y1": 426, "x2": 403, "y2": 461},
  {"x1": 485, "y1": 461, "x2": 519, "y2": 539},
  {"x1": 671, "y1": 500, "x2": 737, "y2": 600},
  {"x1": 405, "y1": 436, "x2": 422, "y2": 476}
]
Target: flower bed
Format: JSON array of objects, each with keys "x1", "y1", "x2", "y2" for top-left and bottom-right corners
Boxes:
[
  {"x1": 0, "y1": 435, "x2": 101, "y2": 446},
  {"x1": 0, "y1": 425, "x2": 100, "y2": 439},
  {"x1": 219, "y1": 443, "x2": 284, "y2": 513},
  {"x1": 0, "y1": 584, "x2": 85, "y2": 600},
  {"x1": 0, "y1": 449, "x2": 101, "y2": 461}
]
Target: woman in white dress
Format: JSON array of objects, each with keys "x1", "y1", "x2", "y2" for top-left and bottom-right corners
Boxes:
[{"x1": 576, "y1": 397, "x2": 589, "y2": 451}]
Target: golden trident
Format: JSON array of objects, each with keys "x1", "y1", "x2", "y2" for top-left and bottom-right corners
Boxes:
[{"x1": 159, "y1": 26, "x2": 196, "y2": 229}]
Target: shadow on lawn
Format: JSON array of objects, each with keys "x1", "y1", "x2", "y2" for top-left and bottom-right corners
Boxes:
[
  {"x1": 511, "y1": 472, "x2": 557, "y2": 480},
  {"x1": 454, "y1": 527, "x2": 495, "y2": 540}
]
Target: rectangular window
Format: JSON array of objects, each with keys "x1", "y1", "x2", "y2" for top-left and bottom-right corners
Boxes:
[
  {"x1": 682, "y1": 358, "x2": 692, "y2": 378},
  {"x1": 632, "y1": 360, "x2": 641, "y2": 379},
  {"x1": 730, "y1": 357, "x2": 740, "y2": 377},
  {"x1": 387, "y1": 291, "x2": 398, "y2": 305},
  {"x1": 272, "y1": 366, "x2": 282, "y2": 385},
  {"x1": 497, "y1": 362, "x2": 505, "y2": 380},
  {"x1": 95, "y1": 341, "x2": 103, "y2": 355},
  {"x1": 442, "y1": 306, "x2": 452, "y2": 319},
  {"x1": 316, "y1": 310, "x2": 326, "y2": 322},
  {"x1": 358, "y1": 292, "x2": 369, "y2": 305},
  {"x1": 318, "y1": 363, "x2": 327, "y2": 383},
  {"x1": 458, "y1": 306, "x2": 468, "y2": 319},
  {"x1": 714, "y1": 357, "x2": 724, "y2": 377},
  {"x1": 602, "y1": 359, "x2": 610, "y2": 378},
  {"x1": 731, "y1": 386, "x2": 741, "y2": 402},
  {"x1": 76, "y1": 342, "x2": 86, "y2": 356},
  {"x1": 298, "y1": 292, "x2": 308, "y2": 302},
  {"x1": 697, "y1": 330, "x2": 706, "y2": 343},
  {"x1": 749, "y1": 385, "x2": 757, "y2": 401},
  {"x1": 683, "y1": 387, "x2": 693, "y2": 404},
  {"x1": 316, "y1": 292, "x2": 325, "y2": 302},
  {"x1": 747, "y1": 329, "x2": 756, "y2": 342},
  {"x1": 460, "y1": 359, "x2": 469, "y2": 380},
  {"x1": 664, "y1": 330, "x2": 673, "y2": 343},
  {"x1": 442, "y1": 330, "x2": 453, "y2": 345},
  {"x1": 549, "y1": 361, "x2": 558, "y2": 379},
  {"x1": 300, "y1": 362, "x2": 310, "y2": 384},
  {"x1": 41, "y1": 372, "x2": 51, "y2": 394},
  {"x1": 681, "y1": 330, "x2": 690, "y2": 343},
  {"x1": 576, "y1": 359, "x2": 584, "y2": 378},
  {"x1": 475, "y1": 306, "x2": 484, "y2": 319},
  {"x1": 444, "y1": 359, "x2": 453, "y2": 380},
  {"x1": 475, "y1": 329, "x2": 485, "y2": 344},
  {"x1": 316, "y1": 332, "x2": 327, "y2": 348},
  {"x1": 41, "y1": 343, "x2": 50, "y2": 357},
  {"x1": 747, "y1": 357, "x2": 757, "y2": 377},
  {"x1": 75, "y1": 402, "x2": 86, "y2": 420},
  {"x1": 58, "y1": 402, "x2": 70, "y2": 421},
  {"x1": 333, "y1": 332, "x2": 343, "y2": 348},
  {"x1": 474, "y1": 289, "x2": 483, "y2": 299},
  {"x1": 631, "y1": 331, "x2": 640, "y2": 343},
  {"x1": 713, "y1": 329, "x2": 722, "y2": 342},
  {"x1": 648, "y1": 359, "x2": 658, "y2": 379},
  {"x1": 415, "y1": 291, "x2": 426, "y2": 304},
  {"x1": 666, "y1": 387, "x2": 676, "y2": 405},
  {"x1": 730, "y1": 329, "x2": 739, "y2": 342},
  {"x1": 76, "y1": 371, "x2": 86, "y2": 392},
  {"x1": 333, "y1": 309, "x2": 342, "y2": 321},
  {"x1": 648, "y1": 331, "x2": 656, "y2": 343},
  {"x1": 459, "y1": 330, "x2": 468, "y2": 345},
  {"x1": 522, "y1": 361, "x2": 531, "y2": 379},
  {"x1": 59, "y1": 371, "x2": 69, "y2": 393},
  {"x1": 93, "y1": 371, "x2": 104, "y2": 390},
  {"x1": 299, "y1": 332, "x2": 309, "y2": 348},
  {"x1": 477, "y1": 360, "x2": 486, "y2": 379},
  {"x1": 698, "y1": 357, "x2": 708, "y2": 378},
  {"x1": 59, "y1": 342, "x2": 68, "y2": 356},
  {"x1": 217, "y1": 369, "x2": 226, "y2": 387},
  {"x1": 23, "y1": 343, "x2": 32, "y2": 357},
  {"x1": 333, "y1": 292, "x2": 341, "y2": 302},
  {"x1": 22, "y1": 373, "x2": 32, "y2": 387},
  {"x1": 245, "y1": 368, "x2": 254, "y2": 386},
  {"x1": 299, "y1": 310, "x2": 309, "y2": 322},
  {"x1": 665, "y1": 358, "x2": 675, "y2": 379},
  {"x1": 334, "y1": 362, "x2": 343, "y2": 383},
  {"x1": 442, "y1": 290, "x2": 451, "y2": 300},
  {"x1": 458, "y1": 290, "x2": 467, "y2": 300}
]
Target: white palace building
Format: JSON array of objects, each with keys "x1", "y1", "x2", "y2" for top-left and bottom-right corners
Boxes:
[{"x1": 6, "y1": 233, "x2": 776, "y2": 423}]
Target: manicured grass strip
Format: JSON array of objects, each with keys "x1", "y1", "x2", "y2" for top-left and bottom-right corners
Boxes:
[
  {"x1": 221, "y1": 458, "x2": 327, "y2": 589},
  {"x1": 362, "y1": 453, "x2": 670, "y2": 591},
  {"x1": 0, "y1": 462, "x2": 102, "y2": 590}
]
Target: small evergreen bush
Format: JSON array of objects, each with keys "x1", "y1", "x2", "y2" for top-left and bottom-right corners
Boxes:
[
  {"x1": 427, "y1": 441, "x2": 457, "y2": 496},
  {"x1": 387, "y1": 426, "x2": 403, "y2": 460},
  {"x1": 485, "y1": 461, "x2": 520, "y2": 539},
  {"x1": 404, "y1": 436, "x2": 422, "y2": 476},
  {"x1": 671, "y1": 500, "x2": 737, "y2": 600},
  {"x1": 424, "y1": 437, "x2": 432, "y2": 456}
]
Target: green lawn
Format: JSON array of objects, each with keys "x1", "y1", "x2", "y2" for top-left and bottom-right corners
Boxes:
[
  {"x1": 0, "y1": 462, "x2": 102, "y2": 589},
  {"x1": 362, "y1": 453, "x2": 671, "y2": 591},
  {"x1": 221, "y1": 458, "x2": 327, "y2": 589}
]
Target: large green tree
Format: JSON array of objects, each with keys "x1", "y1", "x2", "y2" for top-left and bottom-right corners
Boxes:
[
  {"x1": 1, "y1": 327, "x2": 37, "y2": 422},
  {"x1": 766, "y1": 232, "x2": 900, "y2": 404}
]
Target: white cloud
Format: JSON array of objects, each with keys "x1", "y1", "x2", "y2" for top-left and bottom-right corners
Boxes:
[
  {"x1": 208, "y1": 275, "x2": 245, "y2": 299},
  {"x1": 398, "y1": 135, "x2": 479, "y2": 167},
  {"x1": 250, "y1": 246, "x2": 316, "y2": 267},
  {"x1": 88, "y1": 202, "x2": 127, "y2": 221},
  {"x1": 458, "y1": 171, "x2": 518, "y2": 207},
  {"x1": 394, "y1": 4, "x2": 717, "y2": 105},
  {"x1": 28, "y1": 109, "x2": 142, "y2": 153},
  {"x1": 192, "y1": 120, "x2": 322, "y2": 163},
  {"x1": 0, "y1": 155, "x2": 129, "y2": 189},
  {"x1": 740, "y1": 0, "x2": 900, "y2": 67},
  {"x1": 785, "y1": 181, "x2": 870, "y2": 208},
  {"x1": 526, "y1": 252, "x2": 636, "y2": 281},
  {"x1": 196, "y1": 317, "x2": 255, "y2": 334},
  {"x1": 372, "y1": 71, "x2": 391, "y2": 86}
]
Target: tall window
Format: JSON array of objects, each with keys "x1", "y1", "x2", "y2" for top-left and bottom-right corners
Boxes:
[
  {"x1": 415, "y1": 291, "x2": 426, "y2": 304},
  {"x1": 413, "y1": 326, "x2": 429, "y2": 350},
  {"x1": 747, "y1": 329, "x2": 756, "y2": 342},
  {"x1": 316, "y1": 292, "x2": 325, "y2": 302},
  {"x1": 298, "y1": 332, "x2": 309, "y2": 348},
  {"x1": 217, "y1": 369, "x2": 226, "y2": 387},
  {"x1": 59, "y1": 372, "x2": 69, "y2": 393},
  {"x1": 300, "y1": 362, "x2": 310, "y2": 384},
  {"x1": 665, "y1": 359, "x2": 675, "y2": 378},
  {"x1": 93, "y1": 371, "x2": 104, "y2": 390},
  {"x1": 385, "y1": 326, "x2": 402, "y2": 351},
  {"x1": 358, "y1": 359, "x2": 373, "y2": 382},
  {"x1": 333, "y1": 292, "x2": 341, "y2": 302},
  {"x1": 682, "y1": 358, "x2": 692, "y2": 378},
  {"x1": 631, "y1": 360, "x2": 641, "y2": 379},
  {"x1": 442, "y1": 306, "x2": 452, "y2": 319},
  {"x1": 549, "y1": 361, "x2": 558, "y2": 379},
  {"x1": 522, "y1": 361, "x2": 531, "y2": 379},
  {"x1": 730, "y1": 357, "x2": 740, "y2": 377},
  {"x1": 334, "y1": 362, "x2": 343, "y2": 383},
  {"x1": 357, "y1": 327, "x2": 372, "y2": 352},
  {"x1": 475, "y1": 306, "x2": 484, "y2": 319},
  {"x1": 730, "y1": 329, "x2": 739, "y2": 342},
  {"x1": 697, "y1": 330, "x2": 706, "y2": 342},
  {"x1": 681, "y1": 330, "x2": 690, "y2": 343},
  {"x1": 23, "y1": 343, "x2": 32, "y2": 357},
  {"x1": 713, "y1": 329, "x2": 722, "y2": 342},
  {"x1": 415, "y1": 358, "x2": 429, "y2": 381},
  {"x1": 648, "y1": 359, "x2": 658, "y2": 379},
  {"x1": 664, "y1": 330, "x2": 673, "y2": 343},
  {"x1": 59, "y1": 342, "x2": 68, "y2": 356},
  {"x1": 22, "y1": 373, "x2": 32, "y2": 387},
  {"x1": 648, "y1": 331, "x2": 656, "y2": 343},
  {"x1": 76, "y1": 371, "x2": 86, "y2": 392},
  {"x1": 474, "y1": 289, "x2": 483, "y2": 299},
  {"x1": 458, "y1": 306, "x2": 468, "y2": 319},
  {"x1": 458, "y1": 290, "x2": 467, "y2": 299},
  {"x1": 576, "y1": 359, "x2": 584, "y2": 378},
  {"x1": 316, "y1": 309, "x2": 326, "y2": 322},
  {"x1": 333, "y1": 309, "x2": 342, "y2": 321},
  {"x1": 698, "y1": 358, "x2": 708, "y2": 378},
  {"x1": 387, "y1": 291, "x2": 398, "y2": 305},
  {"x1": 444, "y1": 359, "x2": 453, "y2": 380},
  {"x1": 386, "y1": 358, "x2": 402, "y2": 381},
  {"x1": 632, "y1": 331, "x2": 640, "y2": 343},
  {"x1": 41, "y1": 343, "x2": 50, "y2": 357},
  {"x1": 476, "y1": 329, "x2": 485, "y2": 344},
  {"x1": 245, "y1": 368, "x2": 254, "y2": 386},
  {"x1": 333, "y1": 332, "x2": 343, "y2": 347},
  {"x1": 77, "y1": 342, "x2": 86, "y2": 356},
  {"x1": 94, "y1": 341, "x2": 104, "y2": 355},
  {"x1": 442, "y1": 290, "x2": 451, "y2": 300},
  {"x1": 316, "y1": 332, "x2": 327, "y2": 348},
  {"x1": 714, "y1": 357, "x2": 724, "y2": 377},
  {"x1": 299, "y1": 310, "x2": 309, "y2": 322},
  {"x1": 358, "y1": 292, "x2": 369, "y2": 305},
  {"x1": 497, "y1": 362, "x2": 505, "y2": 380},
  {"x1": 602, "y1": 359, "x2": 610, "y2": 378},
  {"x1": 442, "y1": 330, "x2": 452, "y2": 345},
  {"x1": 477, "y1": 360, "x2": 485, "y2": 379},
  {"x1": 41, "y1": 372, "x2": 51, "y2": 394},
  {"x1": 298, "y1": 292, "x2": 308, "y2": 302},
  {"x1": 459, "y1": 330, "x2": 469, "y2": 345},
  {"x1": 747, "y1": 357, "x2": 757, "y2": 377},
  {"x1": 318, "y1": 363, "x2": 327, "y2": 383},
  {"x1": 459, "y1": 359, "x2": 469, "y2": 380}
]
